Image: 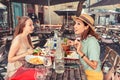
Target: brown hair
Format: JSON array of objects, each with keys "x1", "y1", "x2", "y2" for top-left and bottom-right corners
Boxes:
[
  {"x1": 81, "y1": 21, "x2": 100, "y2": 40},
  {"x1": 13, "y1": 16, "x2": 33, "y2": 48}
]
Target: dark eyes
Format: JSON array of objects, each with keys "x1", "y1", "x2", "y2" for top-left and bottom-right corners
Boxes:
[
  {"x1": 77, "y1": 23, "x2": 80, "y2": 25},
  {"x1": 29, "y1": 24, "x2": 32, "y2": 26},
  {"x1": 75, "y1": 22, "x2": 80, "y2": 25},
  {"x1": 73, "y1": 21, "x2": 81, "y2": 25}
]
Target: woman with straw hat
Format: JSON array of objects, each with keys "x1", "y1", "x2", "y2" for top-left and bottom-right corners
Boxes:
[{"x1": 67, "y1": 14, "x2": 103, "y2": 80}]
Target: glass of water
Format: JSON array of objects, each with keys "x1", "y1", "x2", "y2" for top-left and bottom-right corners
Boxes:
[{"x1": 55, "y1": 59, "x2": 65, "y2": 74}]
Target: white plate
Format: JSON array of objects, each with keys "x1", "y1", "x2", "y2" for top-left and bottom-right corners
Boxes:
[{"x1": 25, "y1": 55, "x2": 45, "y2": 65}]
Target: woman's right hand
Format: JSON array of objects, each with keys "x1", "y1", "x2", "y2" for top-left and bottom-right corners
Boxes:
[{"x1": 26, "y1": 48, "x2": 34, "y2": 55}]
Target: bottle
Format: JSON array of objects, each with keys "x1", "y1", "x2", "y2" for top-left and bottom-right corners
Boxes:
[
  {"x1": 53, "y1": 30, "x2": 58, "y2": 50},
  {"x1": 55, "y1": 38, "x2": 63, "y2": 59},
  {"x1": 54, "y1": 38, "x2": 65, "y2": 74}
]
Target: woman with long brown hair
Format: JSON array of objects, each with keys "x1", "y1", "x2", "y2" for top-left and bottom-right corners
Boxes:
[
  {"x1": 68, "y1": 14, "x2": 103, "y2": 80},
  {"x1": 5, "y1": 16, "x2": 34, "y2": 79}
]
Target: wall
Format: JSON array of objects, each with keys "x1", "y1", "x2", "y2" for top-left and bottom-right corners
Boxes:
[
  {"x1": 12, "y1": 2, "x2": 23, "y2": 28},
  {"x1": 43, "y1": 2, "x2": 79, "y2": 25}
]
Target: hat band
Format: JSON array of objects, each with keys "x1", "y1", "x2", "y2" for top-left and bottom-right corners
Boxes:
[{"x1": 80, "y1": 16, "x2": 93, "y2": 26}]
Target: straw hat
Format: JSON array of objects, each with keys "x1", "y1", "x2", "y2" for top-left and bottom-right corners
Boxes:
[{"x1": 73, "y1": 14, "x2": 95, "y2": 31}]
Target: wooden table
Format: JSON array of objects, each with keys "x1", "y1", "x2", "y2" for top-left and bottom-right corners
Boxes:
[{"x1": 24, "y1": 59, "x2": 87, "y2": 80}]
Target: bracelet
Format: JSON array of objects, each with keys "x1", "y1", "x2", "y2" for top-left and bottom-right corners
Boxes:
[{"x1": 81, "y1": 54, "x2": 85, "y2": 58}]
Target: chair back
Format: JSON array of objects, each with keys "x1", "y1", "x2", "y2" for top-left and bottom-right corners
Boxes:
[
  {"x1": 102, "y1": 46, "x2": 119, "y2": 70},
  {"x1": 101, "y1": 46, "x2": 112, "y2": 69},
  {"x1": 101, "y1": 46, "x2": 120, "y2": 80}
]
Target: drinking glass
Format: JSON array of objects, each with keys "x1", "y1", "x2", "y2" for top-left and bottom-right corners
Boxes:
[
  {"x1": 45, "y1": 38, "x2": 53, "y2": 55},
  {"x1": 55, "y1": 59, "x2": 65, "y2": 74}
]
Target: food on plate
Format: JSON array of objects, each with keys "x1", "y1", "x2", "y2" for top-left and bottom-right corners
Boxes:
[
  {"x1": 65, "y1": 51, "x2": 73, "y2": 57},
  {"x1": 33, "y1": 50, "x2": 39, "y2": 56},
  {"x1": 65, "y1": 51, "x2": 79, "y2": 59},
  {"x1": 66, "y1": 51, "x2": 73, "y2": 55},
  {"x1": 33, "y1": 48, "x2": 45, "y2": 56},
  {"x1": 61, "y1": 43, "x2": 70, "y2": 51},
  {"x1": 29, "y1": 57, "x2": 43, "y2": 64}
]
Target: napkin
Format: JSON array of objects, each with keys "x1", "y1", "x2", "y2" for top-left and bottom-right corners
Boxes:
[{"x1": 11, "y1": 67, "x2": 35, "y2": 80}]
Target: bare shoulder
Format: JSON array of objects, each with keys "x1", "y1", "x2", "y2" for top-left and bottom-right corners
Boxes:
[
  {"x1": 12, "y1": 35, "x2": 21, "y2": 45},
  {"x1": 9, "y1": 35, "x2": 22, "y2": 53}
]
